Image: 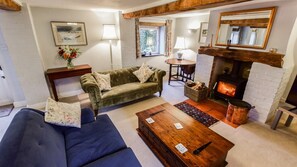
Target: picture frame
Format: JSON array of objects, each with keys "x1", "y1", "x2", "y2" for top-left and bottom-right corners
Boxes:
[
  {"x1": 50, "y1": 21, "x2": 87, "y2": 46},
  {"x1": 199, "y1": 22, "x2": 208, "y2": 43}
]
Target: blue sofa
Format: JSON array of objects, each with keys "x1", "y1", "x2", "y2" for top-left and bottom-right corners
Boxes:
[{"x1": 0, "y1": 108, "x2": 141, "y2": 167}]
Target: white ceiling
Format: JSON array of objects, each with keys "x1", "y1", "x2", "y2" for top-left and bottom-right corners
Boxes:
[
  {"x1": 21, "y1": 0, "x2": 177, "y2": 12},
  {"x1": 19, "y1": 0, "x2": 288, "y2": 18}
]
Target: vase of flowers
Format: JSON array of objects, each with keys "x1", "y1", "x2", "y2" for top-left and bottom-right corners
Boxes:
[{"x1": 58, "y1": 46, "x2": 81, "y2": 69}]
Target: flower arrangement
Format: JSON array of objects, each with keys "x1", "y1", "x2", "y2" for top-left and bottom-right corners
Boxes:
[{"x1": 58, "y1": 46, "x2": 81, "y2": 69}]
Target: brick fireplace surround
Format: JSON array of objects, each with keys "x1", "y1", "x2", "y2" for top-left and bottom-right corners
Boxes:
[{"x1": 196, "y1": 47, "x2": 292, "y2": 123}]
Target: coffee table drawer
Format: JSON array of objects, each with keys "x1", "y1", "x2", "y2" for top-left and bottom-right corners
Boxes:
[{"x1": 146, "y1": 125, "x2": 184, "y2": 167}]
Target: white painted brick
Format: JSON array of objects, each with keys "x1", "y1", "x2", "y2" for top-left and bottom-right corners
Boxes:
[
  {"x1": 242, "y1": 62, "x2": 287, "y2": 123},
  {"x1": 195, "y1": 54, "x2": 214, "y2": 87}
]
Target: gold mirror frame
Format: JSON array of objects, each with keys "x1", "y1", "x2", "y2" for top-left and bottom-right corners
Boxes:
[{"x1": 215, "y1": 7, "x2": 277, "y2": 49}]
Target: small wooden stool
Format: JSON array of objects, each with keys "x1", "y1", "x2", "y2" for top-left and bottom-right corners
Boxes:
[{"x1": 271, "y1": 107, "x2": 297, "y2": 130}]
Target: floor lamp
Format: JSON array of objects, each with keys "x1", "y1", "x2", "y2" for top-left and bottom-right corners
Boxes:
[{"x1": 102, "y1": 24, "x2": 118, "y2": 70}]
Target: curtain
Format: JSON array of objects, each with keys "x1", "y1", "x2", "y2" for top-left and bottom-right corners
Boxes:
[
  {"x1": 165, "y1": 20, "x2": 173, "y2": 57},
  {"x1": 135, "y1": 18, "x2": 141, "y2": 59}
]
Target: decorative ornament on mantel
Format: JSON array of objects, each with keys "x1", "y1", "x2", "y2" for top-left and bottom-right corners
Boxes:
[{"x1": 58, "y1": 46, "x2": 81, "y2": 69}]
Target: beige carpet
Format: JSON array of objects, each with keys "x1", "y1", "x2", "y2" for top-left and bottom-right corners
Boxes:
[
  {"x1": 101, "y1": 97, "x2": 165, "y2": 167},
  {"x1": 0, "y1": 104, "x2": 14, "y2": 118},
  {"x1": 58, "y1": 80, "x2": 297, "y2": 167}
]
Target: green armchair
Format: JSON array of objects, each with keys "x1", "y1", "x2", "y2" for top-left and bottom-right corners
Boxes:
[{"x1": 80, "y1": 66, "x2": 166, "y2": 112}]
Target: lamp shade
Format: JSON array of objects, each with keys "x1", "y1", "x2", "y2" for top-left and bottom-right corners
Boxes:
[
  {"x1": 102, "y1": 24, "x2": 118, "y2": 40},
  {"x1": 174, "y1": 37, "x2": 186, "y2": 49}
]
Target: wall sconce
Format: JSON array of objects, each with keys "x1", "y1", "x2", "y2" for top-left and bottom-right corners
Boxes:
[{"x1": 188, "y1": 29, "x2": 198, "y2": 34}]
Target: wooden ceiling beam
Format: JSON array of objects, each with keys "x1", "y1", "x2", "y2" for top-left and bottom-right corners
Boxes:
[
  {"x1": 0, "y1": 0, "x2": 21, "y2": 11},
  {"x1": 123, "y1": 0, "x2": 251, "y2": 19}
]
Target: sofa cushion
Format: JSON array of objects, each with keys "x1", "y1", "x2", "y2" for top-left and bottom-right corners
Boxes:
[
  {"x1": 102, "y1": 82, "x2": 158, "y2": 99},
  {"x1": 0, "y1": 108, "x2": 67, "y2": 167},
  {"x1": 81, "y1": 108, "x2": 95, "y2": 124},
  {"x1": 104, "y1": 67, "x2": 140, "y2": 87},
  {"x1": 133, "y1": 63, "x2": 154, "y2": 83},
  {"x1": 83, "y1": 148, "x2": 141, "y2": 167},
  {"x1": 92, "y1": 72, "x2": 112, "y2": 91},
  {"x1": 45, "y1": 97, "x2": 81, "y2": 128},
  {"x1": 64, "y1": 114, "x2": 127, "y2": 167},
  {"x1": 99, "y1": 82, "x2": 158, "y2": 108}
]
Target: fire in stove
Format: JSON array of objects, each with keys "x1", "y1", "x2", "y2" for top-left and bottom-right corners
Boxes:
[
  {"x1": 213, "y1": 60, "x2": 248, "y2": 101},
  {"x1": 217, "y1": 81, "x2": 236, "y2": 97}
]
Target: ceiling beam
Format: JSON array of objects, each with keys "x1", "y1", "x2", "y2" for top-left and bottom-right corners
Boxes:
[
  {"x1": 0, "y1": 0, "x2": 21, "y2": 11},
  {"x1": 123, "y1": 0, "x2": 251, "y2": 19}
]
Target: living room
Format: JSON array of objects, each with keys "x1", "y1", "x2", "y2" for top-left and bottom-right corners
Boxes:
[{"x1": 0, "y1": 0, "x2": 297, "y2": 166}]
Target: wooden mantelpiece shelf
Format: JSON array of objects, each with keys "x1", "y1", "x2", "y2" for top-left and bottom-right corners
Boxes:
[{"x1": 198, "y1": 47, "x2": 284, "y2": 68}]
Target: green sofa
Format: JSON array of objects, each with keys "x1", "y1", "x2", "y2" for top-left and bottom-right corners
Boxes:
[{"x1": 80, "y1": 66, "x2": 166, "y2": 112}]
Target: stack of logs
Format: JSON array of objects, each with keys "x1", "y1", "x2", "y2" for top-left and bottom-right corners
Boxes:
[{"x1": 186, "y1": 81, "x2": 207, "y2": 90}]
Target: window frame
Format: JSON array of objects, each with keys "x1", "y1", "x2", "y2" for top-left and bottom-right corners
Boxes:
[{"x1": 138, "y1": 22, "x2": 166, "y2": 57}]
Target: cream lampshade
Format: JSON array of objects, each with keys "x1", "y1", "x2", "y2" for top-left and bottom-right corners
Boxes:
[
  {"x1": 102, "y1": 24, "x2": 118, "y2": 69},
  {"x1": 102, "y1": 24, "x2": 118, "y2": 40},
  {"x1": 174, "y1": 36, "x2": 186, "y2": 60}
]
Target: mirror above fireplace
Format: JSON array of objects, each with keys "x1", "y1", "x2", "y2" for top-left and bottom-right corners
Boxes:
[{"x1": 216, "y1": 7, "x2": 277, "y2": 49}]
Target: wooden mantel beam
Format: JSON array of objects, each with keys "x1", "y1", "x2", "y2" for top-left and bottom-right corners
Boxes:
[
  {"x1": 0, "y1": 0, "x2": 21, "y2": 11},
  {"x1": 198, "y1": 47, "x2": 284, "y2": 68},
  {"x1": 123, "y1": 0, "x2": 251, "y2": 19}
]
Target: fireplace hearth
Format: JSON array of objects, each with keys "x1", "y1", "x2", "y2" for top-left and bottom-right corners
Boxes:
[{"x1": 196, "y1": 47, "x2": 287, "y2": 123}]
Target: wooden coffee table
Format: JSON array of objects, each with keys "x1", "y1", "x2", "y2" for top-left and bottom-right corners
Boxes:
[{"x1": 136, "y1": 103, "x2": 234, "y2": 167}]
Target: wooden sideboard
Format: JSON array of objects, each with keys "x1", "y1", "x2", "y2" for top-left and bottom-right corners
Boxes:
[{"x1": 45, "y1": 64, "x2": 92, "y2": 101}]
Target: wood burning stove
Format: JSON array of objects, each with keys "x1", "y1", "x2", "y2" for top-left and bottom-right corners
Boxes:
[
  {"x1": 214, "y1": 75, "x2": 247, "y2": 100},
  {"x1": 214, "y1": 60, "x2": 248, "y2": 100}
]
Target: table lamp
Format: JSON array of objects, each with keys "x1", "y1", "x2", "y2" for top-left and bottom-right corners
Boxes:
[{"x1": 174, "y1": 36, "x2": 186, "y2": 60}]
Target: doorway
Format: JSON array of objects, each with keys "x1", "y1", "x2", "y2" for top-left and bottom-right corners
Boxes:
[
  {"x1": 0, "y1": 65, "x2": 12, "y2": 106},
  {"x1": 0, "y1": 29, "x2": 14, "y2": 117},
  {"x1": 0, "y1": 65, "x2": 13, "y2": 117}
]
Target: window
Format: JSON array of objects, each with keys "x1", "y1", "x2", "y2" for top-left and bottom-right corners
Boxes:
[
  {"x1": 139, "y1": 24, "x2": 166, "y2": 57},
  {"x1": 140, "y1": 27, "x2": 159, "y2": 54},
  {"x1": 230, "y1": 27, "x2": 240, "y2": 44}
]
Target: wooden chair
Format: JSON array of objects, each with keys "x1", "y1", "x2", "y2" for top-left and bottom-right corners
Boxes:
[
  {"x1": 271, "y1": 107, "x2": 297, "y2": 130},
  {"x1": 271, "y1": 74, "x2": 297, "y2": 130}
]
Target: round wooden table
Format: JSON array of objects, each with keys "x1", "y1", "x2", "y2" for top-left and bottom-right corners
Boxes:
[{"x1": 165, "y1": 58, "x2": 196, "y2": 85}]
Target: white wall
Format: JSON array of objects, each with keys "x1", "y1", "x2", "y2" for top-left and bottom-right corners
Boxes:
[
  {"x1": 119, "y1": 12, "x2": 173, "y2": 72},
  {"x1": 0, "y1": 4, "x2": 50, "y2": 107},
  {"x1": 118, "y1": 13, "x2": 209, "y2": 73},
  {"x1": 30, "y1": 7, "x2": 121, "y2": 97},
  {"x1": 173, "y1": 14, "x2": 210, "y2": 61},
  {"x1": 283, "y1": 17, "x2": 297, "y2": 98}
]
